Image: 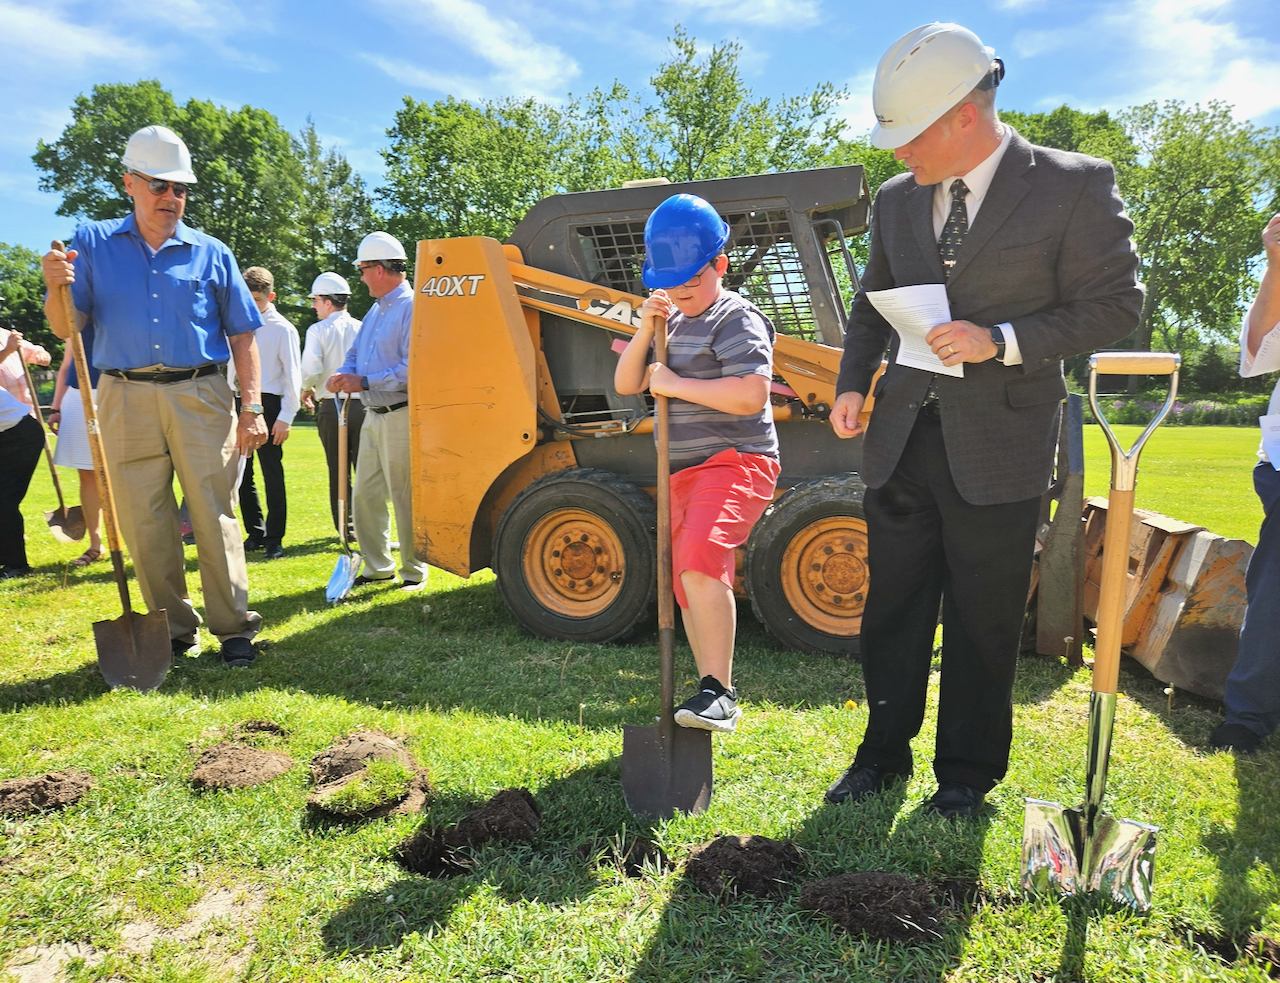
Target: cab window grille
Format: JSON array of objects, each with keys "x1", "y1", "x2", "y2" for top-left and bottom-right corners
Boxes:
[{"x1": 574, "y1": 209, "x2": 817, "y2": 342}]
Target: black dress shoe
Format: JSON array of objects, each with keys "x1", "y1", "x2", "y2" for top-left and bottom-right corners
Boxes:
[
  {"x1": 925, "y1": 782, "x2": 984, "y2": 819},
  {"x1": 243, "y1": 536, "x2": 265, "y2": 552},
  {"x1": 824, "y1": 764, "x2": 909, "y2": 805},
  {"x1": 1209, "y1": 722, "x2": 1262, "y2": 754},
  {"x1": 263, "y1": 543, "x2": 285, "y2": 560},
  {"x1": 220, "y1": 637, "x2": 259, "y2": 668}
]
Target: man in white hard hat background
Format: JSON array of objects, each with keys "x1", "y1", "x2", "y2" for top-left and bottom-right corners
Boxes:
[
  {"x1": 326, "y1": 232, "x2": 428, "y2": 589},
  {"x1": 301, "y1": 271, "x2": 363, "y2": 537},
  {"x1": 41, "y1": 124, "x2": 269, "y2": 668},
  {"x1": 825, "y1": 24, "x2": 1143, "y2": 817},
  {"x1": 229, "y1": 266, "x2": 302, "y2": 560}
]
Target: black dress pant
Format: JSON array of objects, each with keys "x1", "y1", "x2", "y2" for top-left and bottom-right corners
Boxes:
[
  {"x1": 852, "y1": 409, "x2": 1041, "y2": 792},
  {"x1": 0, "y1": 415, "x2": 45, "y2": 570},
  {"x1": 315, "y1": 396, "x2": 364, "y2": 533},
  {"x1": 238, "y1": 392, "x2": 286, "y2": 546}
]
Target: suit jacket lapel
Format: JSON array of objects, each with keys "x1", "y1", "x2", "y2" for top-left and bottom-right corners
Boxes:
[
  {"x1": 907, "y1": 180, "x2": 945, "y2": 282},
  {"x1": 948, "y1": 132, "x2": 1035, "y2": 283}
]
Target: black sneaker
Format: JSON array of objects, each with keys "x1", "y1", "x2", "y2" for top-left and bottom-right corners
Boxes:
[
  {"x1": 1209, "y1": 722, "x2": 1263, "y2": 755},
  {"x1": 220, "y1": 637, "x2": 258, "y2": 668},
  {"x1": 674, "y1": 676, "x2": 742, "y2": 733}
]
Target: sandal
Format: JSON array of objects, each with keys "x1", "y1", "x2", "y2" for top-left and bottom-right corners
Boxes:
[{"x1": 71, "y1": 548, "x2": 103, "y2": 568}]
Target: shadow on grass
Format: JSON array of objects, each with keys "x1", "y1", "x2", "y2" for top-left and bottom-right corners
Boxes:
[
  {"x1": 321, "y1": 758, "x2": 638, "y2": 954},
  {"x1": 625, "y1": 790, "x2": 989, "y2": 981}
]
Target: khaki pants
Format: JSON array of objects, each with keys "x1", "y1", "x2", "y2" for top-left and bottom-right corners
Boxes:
[
  {"x1": 352, "y1": 406, "x2": 427, "y2": 583},
  {"x1": 98, "y1": 373, "x2": 260, "y2": 643}
]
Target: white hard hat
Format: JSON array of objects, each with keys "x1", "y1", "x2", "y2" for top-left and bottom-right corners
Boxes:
[
  {"x1": 870, "y1": 23, "x2": 1002, "y2": 150},
  {"x1": 310, "y1": 272, "x2": 352, "y2": 296},
  {"x1": 121, "y1": 125, "x2": 197, "y2": 183},
  {"x1": 355, "y1": 231, "x2": 407, "y2": 264}
]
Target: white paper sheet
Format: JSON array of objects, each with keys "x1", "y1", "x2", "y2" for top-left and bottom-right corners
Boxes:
[
  {"x1": 1261, "y1": 413, "x2": 1280, "y2": 470},
  {"x1": 865, "y1": 283, "x2": 963, "y2": 378}
]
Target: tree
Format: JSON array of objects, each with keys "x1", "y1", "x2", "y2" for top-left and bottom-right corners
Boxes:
[
  {"x1": 1119, "y1": 101, "x2": 1279, "y2": 383},
  {"x1": 34, "y1": 81, "x2": 306, "y2": 289},
  {"x1": 1000, "y1": 105, "x2": 1137, "y2": 184},
  {"x1": 0, "y1": 243, "x2": 57, "y2": 355}
]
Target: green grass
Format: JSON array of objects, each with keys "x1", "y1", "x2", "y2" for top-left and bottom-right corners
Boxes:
[
  {"x1": 2, "y1": 424, "x2": 1279, "y2": 982},
  {"x1": 315, "y1": 760, "x2": 415, "y2": 817}
]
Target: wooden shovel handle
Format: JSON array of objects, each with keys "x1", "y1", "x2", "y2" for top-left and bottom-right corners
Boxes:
[
  {"x1": 20, "y1": 356, "x2": 68, "y2": 510},
  {"x1": 653, "y1": 317, "x2": 675, "y2": 720},
  {"x1": 50, "y1": 241, "x2": 130, "y2": 612},
  {"x1": 1091, "y1": 488, "x2": 1134, "y2": 695},
  {"x1": 1091, "y1": 352, "x2": 1180, "y2": 376}
]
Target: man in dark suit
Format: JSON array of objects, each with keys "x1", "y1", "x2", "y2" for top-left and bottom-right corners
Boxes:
[{"x1": 826, "y1": 23, "x2": 1143, "y2": 818}]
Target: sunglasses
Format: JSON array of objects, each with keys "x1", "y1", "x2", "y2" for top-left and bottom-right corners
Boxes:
[{"x1": 131, "y1": 170, "x2": 189, "y2": 198}]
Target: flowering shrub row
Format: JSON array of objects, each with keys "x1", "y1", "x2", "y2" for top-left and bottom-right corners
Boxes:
[{"x1": 1083, "y1": 397, "x2": 1270, "y2": 427}]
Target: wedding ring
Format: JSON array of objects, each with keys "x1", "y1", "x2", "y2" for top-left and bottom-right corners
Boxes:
[{"x1": 945, "y1": 344, "x2": 954, "y2": 357}]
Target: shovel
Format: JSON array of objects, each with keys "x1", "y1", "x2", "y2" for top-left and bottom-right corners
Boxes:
[
  {"x1": 326, "y1": 394, "x2": 362, "y2": 603},
  {"x1": 20, "y1": 356, "x2": 86, "y2": 542},
  {"x1": 620, "y1": 316, "x2": 713, "y2": 819},
  {"x1": 1022, "y1": 351, "x2": 1181, "y2": 912},
  {"x1": 50, "y1": 244, "x2": 171, "y2": 692}
]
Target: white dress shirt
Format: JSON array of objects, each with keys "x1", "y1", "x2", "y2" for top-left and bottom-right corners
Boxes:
[
  {"x1": 229, "y1": 304, "x2": 302, "y2": 424},
  {"x1": 1240, "y1": 300, "x2": 1280, "y2": 463},
  {"x1": 932, "y1": 123, "x2": 1023, "y2": 366},
  {"x1": 301, "y1": 310, "x2": 362, "y2": 400}
]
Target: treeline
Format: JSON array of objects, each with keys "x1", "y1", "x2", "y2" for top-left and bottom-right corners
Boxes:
[{"x1": 3, "y1": 26, "x2": 1279, "y2": 389}]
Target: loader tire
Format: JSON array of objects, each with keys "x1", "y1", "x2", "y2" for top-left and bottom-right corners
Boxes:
[
  {"x1": 494, "y1": 469, "x2": 657, "y2": 644},
  {"x1": 744, "y1": 474, "x2": 868, "y2": 656}
]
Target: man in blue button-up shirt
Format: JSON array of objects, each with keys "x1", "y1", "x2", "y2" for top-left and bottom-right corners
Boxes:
[
  {"x1": 327, "y1": 231, "x2": 428, "y2": 589},
  {"x1": 42, "y1": 125, "x2": 269, "y2": 668}
]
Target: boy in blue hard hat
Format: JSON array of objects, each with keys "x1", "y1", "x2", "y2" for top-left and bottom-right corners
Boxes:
[{"x1": 615, "y1": 193, "x2": 780, "y2": 732}]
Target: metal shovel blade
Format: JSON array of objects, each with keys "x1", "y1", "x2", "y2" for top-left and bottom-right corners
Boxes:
[
  {"x1": 326, "y1": 550, "x2": 362, "y2": 604},
  {"x1": 94, "y1": 608, "x2": 172, "y2": 693},
  {"x1": 1022, "y1": 798, "x2": 1157, "y2": 910},
  {"x1": 46, "y1": 505, "x2": 87, "y2": 543},
  {"x1": 620, "y1": 721, "x2": 713, "y2": 819}
]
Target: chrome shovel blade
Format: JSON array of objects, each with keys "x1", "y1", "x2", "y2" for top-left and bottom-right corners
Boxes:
[
  {"x1": 326, "y1": 551, "x2": 362, "y2": 604},
  {"x1": 1021, "y1": 798, "x2": 1157, "y2": 911}
]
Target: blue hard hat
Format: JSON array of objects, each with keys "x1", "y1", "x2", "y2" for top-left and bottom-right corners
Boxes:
[{"x1": 641, "y1": 194, "x2": 731, "y2": 289}]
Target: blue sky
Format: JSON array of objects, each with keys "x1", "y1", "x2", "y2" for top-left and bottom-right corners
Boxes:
[{"x1": 3, "y1": 0, "x2": 1278, "y2": 254}]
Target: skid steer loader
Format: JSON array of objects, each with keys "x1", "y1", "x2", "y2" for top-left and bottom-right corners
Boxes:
[{"x1": 408, "y1": 166, "x2": 883, "y2": 654}]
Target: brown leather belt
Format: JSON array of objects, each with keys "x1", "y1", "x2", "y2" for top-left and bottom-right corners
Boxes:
[{"x1": 103, "y1": 364, "x2": 220, "y2": 384}]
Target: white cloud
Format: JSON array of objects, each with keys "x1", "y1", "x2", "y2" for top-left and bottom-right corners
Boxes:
[
  {"x1": 661, "y1": 0, "x2": 821, "y2": 28},
  {"x1": 369, "y1": 0, "x2": 580, "y2": 99},
  {"x1": 835, "y1": 69, "x2": 876, "y2": 137},
  {"x1": 0, "y1": 1, "x2": 152, "y2": 67},
  {"x1": 1014, "y1": 0, "x2": 1280, "y2": 121}
]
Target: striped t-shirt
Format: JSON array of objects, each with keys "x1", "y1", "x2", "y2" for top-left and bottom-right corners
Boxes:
[{"x1": 658, "y1": 291, "x2": 779, "y2": 470}]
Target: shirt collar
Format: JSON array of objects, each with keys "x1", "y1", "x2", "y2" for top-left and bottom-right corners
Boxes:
[
  {"x1": 113, "y1": 212, "x2": 199, "y2": 249},
  {"x1": 939, "y1": 123, "x2": 1014, "y2": 204},
  {"x1": 377, "y1": 280, "x2": 413, "y2": 310}
]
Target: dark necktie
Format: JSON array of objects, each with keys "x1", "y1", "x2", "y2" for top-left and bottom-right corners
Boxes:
[{"x1": 939, "y1": 179, "x2": 970, "y2": 279}]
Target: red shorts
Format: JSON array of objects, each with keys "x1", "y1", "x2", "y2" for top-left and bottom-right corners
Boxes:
[{"x1": 669, "y1": 447, "x2": 781, "y2": 609}]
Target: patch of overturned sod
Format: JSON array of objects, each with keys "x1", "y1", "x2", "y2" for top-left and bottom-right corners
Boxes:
[
  {"x1": 306, "y1": 730, "x2": 433, "y2": 820},
  {"x1": 191, "y1": 744, "x2": 295, "y2": 790},
  {"x1": 393, "y1": 788, "x2": 541, "y2": 879},
  {"x1": 228, "y1": 718, "x2": 289, "y2": 741},
  {"x1": 685, "y1": 835, "x2": 806, "y2": 899},
  {"x1": 0, "y1": 770, "x2": 94, "y2": 816},
  {"x1": 576, "y1": 836, "x2": 672, "y2": 878},
  {"x1": 799, "y1": 871, "x2": 948, "y2": 945},
  {"x1": 1178, "y1": 927, "x2": 1280, "y2": 977}
]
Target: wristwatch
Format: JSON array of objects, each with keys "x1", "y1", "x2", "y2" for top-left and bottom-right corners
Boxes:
[
  {"x1": 990, "y1": 326, "x2": 1007, "y2": 363},
  {"x1": 360, "y1": 376, "x2": 370, "y2": 391},
  {"x1": 241, "y1": 402, "x2": 264, "y2": 415}
]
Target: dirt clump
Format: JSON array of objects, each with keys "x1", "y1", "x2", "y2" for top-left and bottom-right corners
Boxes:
[
  {"x1": 799, "y1": 871, "x2": 944, "y2": 944},
  {"x1": 306, "y1": 731, "x2": 431, "y2": 820},
  {"x1": 577, "y1": 836, "x2": 671, "y2": 877},
  {"x1": 686, "y1": 835, "x2": 805, "y2": 898},
  {"x1": 0, "y1": 770, "x2": 93, "y2": 817},
  {"x1": 392, "y1": 788, "x2": 541, "y2": 879},
  {"x1": 392, "y1": 827, "x2": 476, "y2": 878},
  {"x1": 1248, "y1": 934, "x2": 1280, "y2": 976},
  {"x1": 229, "y1": 719, "x2": 288, "y2": 740},
  {"x1": 444, "y1": 788, "x2": 540, "y2": 847},
  {"x1": 191, "y1": 744, "x2": 294, "y2": 790}
]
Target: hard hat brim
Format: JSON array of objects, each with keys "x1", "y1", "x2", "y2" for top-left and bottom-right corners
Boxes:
[
  {"x1": 642, "y1": 258, "x2": 710, "y2": 290},
  {"x1": 127, "y1": 165, "x2": 198, "y2": 184}
]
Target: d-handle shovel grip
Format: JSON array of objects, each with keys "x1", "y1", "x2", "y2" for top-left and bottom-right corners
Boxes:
[{"x1": 1087, "y1": 351, "x2": 1180, "y2": 696}]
